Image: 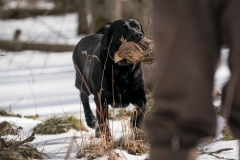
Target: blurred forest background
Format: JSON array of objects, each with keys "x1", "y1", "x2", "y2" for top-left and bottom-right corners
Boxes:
[
  {"x1": 0, "y1": 0, "x2": 155, "y2": 90},
  {"x1": 0, "y1": 0, "x2": 151, "y2": 35}
]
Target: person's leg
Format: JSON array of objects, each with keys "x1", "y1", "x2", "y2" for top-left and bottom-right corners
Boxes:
[
  {"x1": 221, "y1": 0, "x2": 240, "y2": 139},
  {"x1": 145, "y1": 0, "x2": 222, "y2": 159}
]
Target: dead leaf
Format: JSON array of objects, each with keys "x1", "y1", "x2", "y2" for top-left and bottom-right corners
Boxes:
[{"x1": 81, "y1": 50, "x2": 88, "y2": 55}]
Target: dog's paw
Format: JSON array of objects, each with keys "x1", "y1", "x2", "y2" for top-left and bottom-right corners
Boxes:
[
  {"x1": 132, "y1": 99, "x2": 145, "y2": 107},
  {"x1": 136, "y1": 100, "x2": 145, "y2": 107},
  {"x1": 130, "y1": 95, "x2": 146, "y2": 107},
  {"x1": 85, "y1": 115, "x2": 97, "y2": 129}
]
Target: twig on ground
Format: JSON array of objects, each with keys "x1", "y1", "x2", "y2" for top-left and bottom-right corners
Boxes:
[
  {"x1": 7, "y1": 132, "x2": 35, "y2": 151},
  {"x1": 199, "y1": 148, "x2": 235, "y2": 160},
  {"x1": 64, "y1": 136, "x2": 76, "y2": 160}
]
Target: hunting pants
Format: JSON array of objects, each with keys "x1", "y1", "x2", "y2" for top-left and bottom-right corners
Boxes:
[{"x1": 145, "y1": 0, "x2": 240, "y2": 159}]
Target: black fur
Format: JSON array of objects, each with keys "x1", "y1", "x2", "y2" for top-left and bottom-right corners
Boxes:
[{"x1": 72, "y1": 19, "x2": 146, "y2": 136}]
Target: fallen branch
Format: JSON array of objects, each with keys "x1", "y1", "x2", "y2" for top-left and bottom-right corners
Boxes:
[
  {"x1": 7, "y1": 132, "x2": 35, "y2": 151},
  {"x1": 199, "y1": 148, "x2": 235, "y2": 160},
  {"x1": 213, "y1": 148, "x2": 234, "y2": 154},
  {"x1": 0, "y1": 8, "x2": 76, "y2": 20},
  {"x1": 0, "y1": 121, "x2": 8, "y2": 132},
  {"x1": 0, "y1": 40, "x2": 75, "y2": 52}
]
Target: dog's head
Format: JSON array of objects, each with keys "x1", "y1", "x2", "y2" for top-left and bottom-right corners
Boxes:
[{"x1": 100, "y1": 19, "x2": 144, "y2": 66}]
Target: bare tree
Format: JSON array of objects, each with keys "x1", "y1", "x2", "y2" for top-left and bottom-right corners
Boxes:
[
  {"x1": 90, "y1": 0, "x2": 122, "y2": 33},
  {"x1": 123, "y1": 0, "x2": 151, "y2": 36},
  {"x1": 0, "y1": 0, "x2": 3, "y2": 9},
  {"x1": 77, "y1": 0, "x2": 90, "y2": 34},
  {"x1": 133, "y1": 0, "x2": 151, "y2": 36}
]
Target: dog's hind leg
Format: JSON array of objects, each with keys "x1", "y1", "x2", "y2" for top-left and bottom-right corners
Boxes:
[{"x1": 80, "y1": 93, "x2": 97, "y2": 128}]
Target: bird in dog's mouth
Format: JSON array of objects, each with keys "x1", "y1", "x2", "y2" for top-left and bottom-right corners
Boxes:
[{"x1": 114, "y1": 37, "x2": 155, "y2": 66}]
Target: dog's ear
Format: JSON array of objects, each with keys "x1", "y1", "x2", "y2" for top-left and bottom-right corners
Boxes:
[
  {"x1": 100, "y1": 22, "x2": 123, "y2": 59},
  {"x1": 100, "y1": 26, "x2": 112, "y2": 53}
]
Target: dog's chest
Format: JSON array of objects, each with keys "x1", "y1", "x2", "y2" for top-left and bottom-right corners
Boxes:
[{"x1": 111, "y1": 67, "x2": 137, "y2": 90}]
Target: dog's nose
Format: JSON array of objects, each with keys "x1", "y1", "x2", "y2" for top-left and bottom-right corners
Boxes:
[{"x1": 133, "y1": 33, "x2": 143, "y2": 40}]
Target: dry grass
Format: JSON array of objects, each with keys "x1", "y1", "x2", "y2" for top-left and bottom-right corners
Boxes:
[
  {"x1": 115, "y1": 138, "x2": 148, "y2": 156},
  {"x1": 0, "y1": 109, "x2": 13, "y2": 117},
  {"x1": 109, "y1": 109, "x2": 133, "y2": 120},
  {"x1": 212, "y1": 86, "x2": 221, "y2": 101},
  {"x1": 76, "y1": 134, "x2": 115, "y2": 159},
  {"x1": 0, "y1": 121, "x2": 47, "y2": 159},
  {"x1": 75, "y1": 108, "x2": 149, "y2": 159},
  {"x1": 220, "y1": 126, "x2": 236, "y2": 141},
  {"x1": 145, "y1": 90, "x2": 155, "y2": 114},
  {"x1": 0, "y1": 109, "x2": 39, "y2": 120},
  {"x1": 0, "y1": 122, "x2": 22, "y2": 136},
  {"x1": 116, "y1": 109, "x2": 133, "y2": 118},
  {"x1": 33, "y1": 116, "x2": 88, "y2": 134},
  {"x1": 76, "y1": 129, "x2": 148, "y2": 159},
  {"x1": 0, "y1": 137, "x2": 48, "y2": 159}
]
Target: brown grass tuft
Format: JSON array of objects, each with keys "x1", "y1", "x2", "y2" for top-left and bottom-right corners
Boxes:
[
  {"x1": 76, "y1": 134, "x2": 116, "y2": 159},
  {"x1": 114, "y1": 138, "x2": 148, "y2": 156},
  {"x1": 0, "y1": 122, "x2": 22, "y2": 136},
  {"x1": 0, "y1": 109, "x2": 39, "y2": 120},
  {"x1": 0, "y1": 138, "x2": 48, "y2": 159},
  {"x1": 109, "y1": 109, "x2": 133, "y2": 120},
  {"x1": 33, "y1": 116, "x2": 88, "y2": 135}
]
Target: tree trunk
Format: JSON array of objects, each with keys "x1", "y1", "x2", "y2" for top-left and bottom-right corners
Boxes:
[
  {"x1": 133, "y1": 0, "x2": 151, "y2": 36},
  {"x1": 90, "y1": 0, "x2": 122, "y2": 33},
  {"x1": 0, "y1": 0, "x2": 3, "y2": 9},
  {"x1": 122, "y1": 0, "x2": 151, "y2": 36},
  {"x1": 77, "y1": 0, "x2": 90, "y2": 35}
]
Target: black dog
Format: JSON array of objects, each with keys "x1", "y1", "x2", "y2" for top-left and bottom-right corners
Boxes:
[{"x1": 72, "y1": 19, "x2": 146, "y2": 136}]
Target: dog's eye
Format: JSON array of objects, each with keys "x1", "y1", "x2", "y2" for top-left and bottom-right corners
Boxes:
[
  {"x1": 135, "y1": 25, "x2": 140, "y2": 30},
  {"x1": 122, "y1": 25, "x2": 128, "y2": 30}
]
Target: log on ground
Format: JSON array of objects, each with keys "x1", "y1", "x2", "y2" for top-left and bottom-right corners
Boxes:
[
  {"x1": 0, "y1": 40, "x2": 75, "y2": 52},
  {"x1": 0, "y1": 8, "x2": 76, "y2": 20}
]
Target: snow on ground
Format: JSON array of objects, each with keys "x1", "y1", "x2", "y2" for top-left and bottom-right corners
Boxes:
[
  {"x1": 0, "y1": 51, "x2": 84, "y2": 119},
  {"x1": 0, "y1": 13, "x2": 239, "y2": 159},
  {"x1": 0, "y1": 13, "x2": 81, "y2": 44},
  {"x1": 4, "y1": 0, "x2": 55, "y2": 10}
]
